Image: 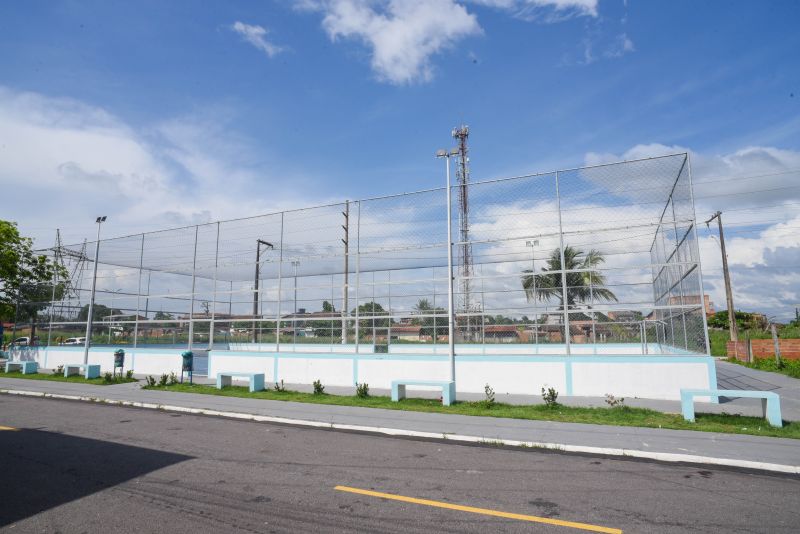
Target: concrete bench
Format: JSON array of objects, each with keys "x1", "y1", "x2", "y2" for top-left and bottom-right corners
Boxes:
[
  {"x1": 681, "y1": 388, "x2": 782, "y2": 428},
  {"x1": 216, "y1": 372, "x2": 265, "y2": 393},
  {"x1": 64, "y1": 363, "x2": 101, "y2": 379},
  {"x1": 391, "y1": 379, "x2": 456, "y2": 406},
  {"x1": 5, "y1": 361, "x2": 38, "y2": 374}
]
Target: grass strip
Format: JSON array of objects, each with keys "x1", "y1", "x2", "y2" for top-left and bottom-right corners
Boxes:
[
  {"x1": 725, "y1": 357, "x2": 800, "y2": 379},
  {"x1": 0, "y1": 370, "x2": 137, "y2": 386},
  {"x1": 142, "y1": 382, "x2": 799, "y2": 440}
]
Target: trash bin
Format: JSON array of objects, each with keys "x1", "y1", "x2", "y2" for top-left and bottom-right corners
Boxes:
[
  {"x1": 114, "y1": 349, "x2": 125, "y2": 368},
  {"x1": 181, "y1": 350, "x2": 194, "y2": 384},
  {"x1": 181, "y1": 351, "x2": 193, "y2": 371}
]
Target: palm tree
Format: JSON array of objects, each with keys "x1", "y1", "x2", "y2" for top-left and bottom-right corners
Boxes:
[{"x1": 521, "y1": 246, "x2": 617, "y2": 310}]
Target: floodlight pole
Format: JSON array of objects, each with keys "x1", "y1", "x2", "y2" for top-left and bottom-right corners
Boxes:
[
  {"x1": 252, "y1": 239, "x2": 274, "y2": 343},
  {"x1": 437, "y1": 149, "x2": 457, "y2": 384},
  {"x1": 83, "y1": 216, "x2": 106, "y2": 364}
]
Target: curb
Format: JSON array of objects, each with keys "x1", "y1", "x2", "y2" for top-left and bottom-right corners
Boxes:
[{"x1": 2, "y1": 388, "x2": 798, "y2": 475}]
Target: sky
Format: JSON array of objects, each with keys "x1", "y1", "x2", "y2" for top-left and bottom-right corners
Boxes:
[{"x1": 1, "y1": 0, "x2": 799, "y2": 320}]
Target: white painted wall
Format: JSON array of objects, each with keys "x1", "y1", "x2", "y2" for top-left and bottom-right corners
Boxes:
[
  {"x1": 33, "y1": 347, "x2": 183, "y2": 376},
  {"x1": 571, "y1": 361, "x2": 712, "y2": 400}
]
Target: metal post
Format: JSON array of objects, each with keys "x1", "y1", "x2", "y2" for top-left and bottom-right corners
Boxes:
[
  {"x1": 83, "y1": 218, "x2": 105, "y2": 365},
  {"x1": 387, "y1": 270, "x2": 392, "y2": 347},
  {"x1": 46, "y1": 271, "x2": 58, "y2": 347},
  {"x1": 275, "y1": 213, "x2": 284, "y2": 352},
  {"x1": 671, "y1": 199, "x2": 689, "y2": 350},
  {"x1": 686, "y1": 155, "x2": 712, "y2": 355},
  {"x1": 526, "y1": 240, "x2": 538, "y2": 344},
  {"x1": 342, "y1": 200, "x2": 349, "y2": 344},
  {"x1": 292, "y1": 259, "x2": 299, "y2": 347},
  {"x1": 554, "y1": 172, "x2": 571, "y2": 354},
  {"x1": 188, "y1": 225, "x2": 198, "y2": 350},
  {"x1": 134, "y1": 234, "x2": 144, "y2": 348},
  {"x1": 445, "y1": 154, "x2": 456, "y2": 382},
  {"x1": 432, "y1": 266, "x2": 437, "y2": 347},
  {"x1": 355, "y1": 201, "x2": 361, "y2": 352},
  {"x1": 210, "y1": 222, "x2": 220, "y2": 349}
]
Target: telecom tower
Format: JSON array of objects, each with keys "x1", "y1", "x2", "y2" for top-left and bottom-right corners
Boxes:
[
  {"x1": 452, "y1": 125, "x2": 475, "y2": 339},
  {"x1": 52, "y1": 230, "x2": 89, "y2": 320}
]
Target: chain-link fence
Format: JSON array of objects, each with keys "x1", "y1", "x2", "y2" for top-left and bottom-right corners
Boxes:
[{"x1": 9, "y1": 153, "x2": 708, "y2": 357}]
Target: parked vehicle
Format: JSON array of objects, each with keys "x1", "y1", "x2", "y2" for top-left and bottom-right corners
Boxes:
[
  {"x1": 61, "y1": 337, "x2": 86, "y2": 346},
  {"x1": 10, "y1": 336, "x2": 38, "y2": 346}
]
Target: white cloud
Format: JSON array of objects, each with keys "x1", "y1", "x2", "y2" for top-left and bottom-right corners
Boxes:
[
  {"x1": 317, "y1": 0, "x2": 481, "y2": 84},
  {"x1": 0, "y1": 86, "x2": 318, "y2": 248},
  {"x1": 230, "y1": 21, "x2": 283, "y2": 57}
]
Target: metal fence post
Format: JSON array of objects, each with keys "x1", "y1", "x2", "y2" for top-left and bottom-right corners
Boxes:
[
  {"x1": 187, "y1": 225, "x2": 198, "y2": 350},
  {"x1": 445, "y1": 155, "x2": 456, "y2": 382},
  {"x1": 210, "y1": 222, "x2": 220, "y2": 349},
  {"x1": 685, "y1": 154, "x2": 712, "y2": 356},
  {"x1": 355, "y1": 201, "x2": 361, "y2": 352},
  {"x1": 133, "y1": 233, "x2": 144, "y2": 348},
  {"x1": 555, "y1": 171, "x2": 571, "y2": 354},
  {"x1": 275, "y1": 212, "x2": 284, "y2": 352}
]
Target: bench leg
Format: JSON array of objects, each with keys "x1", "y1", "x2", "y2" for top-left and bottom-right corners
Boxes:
[
  {"x1": 251, "y1": 375, "x2": 264, "y2": 392},
  {"x1": 680, "y1": 392, "x2": 696, "y2": 422},
  {"x1": 85, "y1": 365, "x2": 100, "y2": 379},
  {"x1": 442, "y1": 383, "x2": 455, "y2": 406},
  {"x1": 217, "y1": 375, "x2": 232, "y2": 389},
  {"x1": 65, "y1": 366, "x2": 78, "y2": 377},
  {"x1": 392, "y1": 384, "x2": 405, "y2": 402},
  {"x1": 765, "y1": 398, "x2": 783, "y2": 428}
]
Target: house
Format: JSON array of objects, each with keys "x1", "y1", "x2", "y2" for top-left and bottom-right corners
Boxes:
[{"x1": 483, "y1": 325, "x2": 521, "y2": 343}]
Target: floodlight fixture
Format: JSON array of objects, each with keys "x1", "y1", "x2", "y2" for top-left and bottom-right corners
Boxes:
[{"x1": 96, "y1": 216, "x2": 107, "y2": 223}]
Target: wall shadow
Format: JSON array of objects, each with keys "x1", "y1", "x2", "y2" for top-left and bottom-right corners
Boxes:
[{"x1": 0, "y1": 428, "x2": 192, "y2": 526}]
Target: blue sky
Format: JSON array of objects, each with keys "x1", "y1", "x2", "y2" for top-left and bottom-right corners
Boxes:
[{"x1": 1, "y1": 0, "x2": 799, "y2": 319}]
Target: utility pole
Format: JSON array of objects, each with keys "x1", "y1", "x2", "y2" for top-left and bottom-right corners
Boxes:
[
  {"x1": 342, "y1": 201, "x2": 349, "y2": 344},
  {"x1": 705, "y1": 211, "x2": 738, "y2": 342},
  {"x1": 252, "y1": 239, "x2": 274, "y2": 343}
]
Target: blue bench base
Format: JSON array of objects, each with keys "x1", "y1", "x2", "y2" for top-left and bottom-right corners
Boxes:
[
  {"x1": 5, "y1": 361, "x2": 38, "y2": 374},
  {"x1": 681, "y1": 388, "x2": 782, "y2": 428},
  {"x1": 216, "y1": 372, "x2": 265, "y2": 393},
  {"x1": 392, "y1": 380, "x2": 456, "y2": 406},
  {"x1": 64, "y1": 363, "x2": 101, "y2": 379}
]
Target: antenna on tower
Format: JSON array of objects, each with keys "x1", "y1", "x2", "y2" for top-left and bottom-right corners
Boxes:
[
  {"x1": 452, "y1": 125, "x2": 475, "y2": 339},
  {"x1": 52, "y1": 229, "x2": 90, "y2": 321}
]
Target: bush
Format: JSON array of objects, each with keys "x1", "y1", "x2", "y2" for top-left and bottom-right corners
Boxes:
[
  {"x1": 158, "y1": 374, "x2": 168, "y2": 387},
  {"x1": 145, "y1": 375, "x2": 156, "y2": 387},
  {"x1": 126, "y1": 370, "x2": 134, "y2": 379},
  {"x1": 541, "y1": 386, "x2": 559, "y2": 408},
  {"x1": 483, "y1": 383, "x2": 496, "y2": 408},
  {"x1": 356, "y1": 382, "x2": 369, "y2": 398},
  {"x1": 313, "y1": 379, "x2": 325, "y2": 395},
  {"x1": 604, "y1": 393, "x2": 625, "y2": 408},
  {"x1": 103, "y1": 372, "x2": 113, "y2": 383},
  {"x1": 273, "y1": 379, "x2": 286, "y2": 392},
  {"x1": 168, "y1": 372, "x2": 178, "y2": 386},
  {"x1": 53, "y1": 365, "x2": 64, "y2": 376}
]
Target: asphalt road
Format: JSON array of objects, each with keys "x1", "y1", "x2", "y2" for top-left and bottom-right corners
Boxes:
[{"x1": 1, "y1": 395, "x2": 798, "y2": 533}]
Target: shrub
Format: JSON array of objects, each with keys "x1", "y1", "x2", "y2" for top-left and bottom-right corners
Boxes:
[
  {"x1": 483, "y1": 383, "x2": 496, "y2": 408},
  {"x1": 158, "y1": 374, "x2": 168, "y2": 387},
  {"x1": 103, "y1": 372, "x2": 113, "y2": 383},
  {"x1": 356, "y1": 382, "x2": 369, "y2": 398},
  {"x1": 53, "y1": 365, "x2": 64, "y2": 376},
  {"x1": 541, "y1": 386, "x2": 559, "y2": 408},
  {"x1": 167, "y1": 372, "x2": 178, "y2": 386},
  {"x1": 145, "y1": 375, "x2": 156, "y2": 387},
  {"x1": 313, "y1": 379, "x2": 325, "y2": 395},
  {"x1": 125, "y1": 370, "x2": 134, "y2": 379},
  {"x1": 604, "y1": 393, "x2": 625, "y2": 408},
  {"x1": 274, "y1": 379, "x2": 286, "y2": 392}
]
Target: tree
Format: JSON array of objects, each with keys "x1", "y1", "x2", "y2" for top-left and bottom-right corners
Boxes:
[
  {"x1": 411, "y1": 298, "x2": 447, "y2": 338},
  {"x1": 1, "y1": 221, "x2": 68, "y2": 342},
  {"x1": 521, "y1": 246, "x2": 617, "y2": 311},
  {"x1": 321, "y1": 300, "x2": 336, "y2": 313},
  {"x1": 154, "y1": 311, "x2": 175, "y2": 320},
  {"x1": 354, "y1": 301, "x2": 389, "y2": 332}
]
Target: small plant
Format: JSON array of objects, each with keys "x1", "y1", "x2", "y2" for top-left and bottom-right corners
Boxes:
[
  {"x1": 167, "y1": 372, "x2": 178, "y2": 386},
  {"x1": 125, "y1": 369, "x2": 134, "y2": 379},
  {"x1": 158, "y1": 373, "x2": 168, "y2": 387},
  {"x1": 53, "y1": 365, "x2": 64, "y2": 376},
  {"x1": 541, "y1": 386, "x2": 559, "y2": 408},
  {"x1": 145, "y1": 375, "x2": 156, "y2": 387},
  {"x1": 604, "y1": 393, "x2": 625, "y2": 408},
  {"x1": 273, "y1": 379, "x2": 286, "y2": 392},
  {"x1": 483, "y1": 383, "x2": 496, "y2": 408},
  {"x1": 313, "y1": 379, "x2": 325, "y2": 395},
  {"x1": 356, "y1": 382, "x2": 369, "y2": 398},
  {"x1": 103, "y1": 371, "x2": 113, "y2": 383}
]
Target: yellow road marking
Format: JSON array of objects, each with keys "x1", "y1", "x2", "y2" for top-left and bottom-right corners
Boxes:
[
  {"x1": 0, "y1": 425, "x2": 19, "y2": 431},
  {"x1": 334, "y1": 485, "x2": 622, "y2": 534}
]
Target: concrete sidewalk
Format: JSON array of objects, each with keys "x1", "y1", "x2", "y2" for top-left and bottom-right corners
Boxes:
[{"x1": 1, "y1": 376, "x2": 798, "y2": 475}]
